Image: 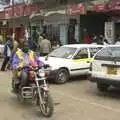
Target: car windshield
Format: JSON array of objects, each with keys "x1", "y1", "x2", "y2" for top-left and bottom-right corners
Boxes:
[
  {"x1": 95, "y1": 46, "x2": 120, "y2": 61},
  {"x1": 48, "y1": 47, "x2": 77, "y2": 59}
]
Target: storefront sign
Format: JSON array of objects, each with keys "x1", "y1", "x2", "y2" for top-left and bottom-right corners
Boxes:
[
  {"x1": 104, "y1": 22, "x2": 115, "y2": 44},
  {"x1": 93, "y1": 4, "x2": 106, "y2": 12},
  {"x1": 107, "y1": 0, "x2": 120, "y2": 11},
  {"x1": 4, "y1": 4, "x2": 40, "y2": 19},
  {"x1": 68, "y1": 4, "x2": 86, "y2": 15}
]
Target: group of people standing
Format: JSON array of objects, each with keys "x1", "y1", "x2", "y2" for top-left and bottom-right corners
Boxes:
[
  {"x1": 0, "y1": 33, "x2": 61, "y2": 71},
  {"x1": 90, "y1": 34, "x2": 120, "y2": 45},
  {"x1": 90, "y1": 34, "x2": 110, "y2": 45}
]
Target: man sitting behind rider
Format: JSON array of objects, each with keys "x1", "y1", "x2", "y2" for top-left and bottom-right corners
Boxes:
[{"x1": 12, "y1": 41, "x2": 44, "y2": 89}]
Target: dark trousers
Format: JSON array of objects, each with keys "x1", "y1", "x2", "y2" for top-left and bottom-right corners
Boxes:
[
  {"x1": 1, "y1": 56, "x2": 10, "y2": 71},
  {"x1": 20, "y1": 71, "x2": 28, "y2": 87}
]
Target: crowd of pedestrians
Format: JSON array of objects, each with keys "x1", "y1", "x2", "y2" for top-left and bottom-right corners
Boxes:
[{"x1": 90, "y1": 34, "x2": 120, "y2": 45}]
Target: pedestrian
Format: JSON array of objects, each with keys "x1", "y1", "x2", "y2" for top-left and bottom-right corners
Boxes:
[
  {"x1": 115, "y1": 36, "x2": 120, "y2": 45},
  {"x1": 83, "y1": 29, "x2": 90, "y2": 44},
  {"x1": 28, "y1": 37, "x2": 37, "y2": 51},
  {"x1": 1, "y1": 36, "x2": 13, "y2": 71},
  {"x1": 52, "y1": 40, "x2": 60, "y2": 50},
  {"x1": 40, "y1": 35, "x2": 51, "y2": 56},
  {"x1": 97, "y1": 35, "x2": 104, "y2": 45},
  {"x1": 91, "y1": 35, "x2": 97, "y2": 45},
  {"x1": 103, "y1": 39, "x2": 110, "y2": 45},
  {"x1": 38, "y1": 35, "x2": 44, "y2": 50}
]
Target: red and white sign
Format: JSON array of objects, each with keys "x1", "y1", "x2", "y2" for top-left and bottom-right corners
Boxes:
[
  {"x1": 4, "y1": 4, "x2": 40, "y2": 19},
  {"x1": 93, "y1": 4, "x2": 106, "y2": 12},
  {"x1": 68, "y1": 4, "x2": 86, "y2": 15},
  {"x1": 107, "y1": 0, "x2": 120, "y2": 11}
]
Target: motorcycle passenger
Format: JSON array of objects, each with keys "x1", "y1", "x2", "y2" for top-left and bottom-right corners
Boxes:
[{"x1": 12, "y1": 41, "x2": 44, "y2": 92}]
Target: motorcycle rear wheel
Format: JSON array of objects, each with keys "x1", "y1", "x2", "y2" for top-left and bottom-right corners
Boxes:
[{"x1": 38, "y1": 91, "x2": 54, "y2": 117}]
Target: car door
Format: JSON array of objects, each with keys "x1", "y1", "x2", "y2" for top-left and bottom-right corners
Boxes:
[
  {"x1": 70, "y1": 48, "x2": 90, "y2": 76},
  {"x1": 89, "y1": 47, "x2": 103, "y2": 58}
]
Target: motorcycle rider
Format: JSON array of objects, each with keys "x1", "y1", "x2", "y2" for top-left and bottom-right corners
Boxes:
[{"x1": 12, "y1": 41, "x2": 44, "y2": 92}]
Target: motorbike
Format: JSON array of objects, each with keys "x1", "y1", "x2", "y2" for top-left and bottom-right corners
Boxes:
[{"x1": 12, "y1": 64, "x2": 54, "y2": 117}]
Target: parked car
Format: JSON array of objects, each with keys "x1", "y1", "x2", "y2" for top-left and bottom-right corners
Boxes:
[
  {"x1": 89, "y1": 45, "x2": 120, "y2": 92},
  {"x1": 40, "y1": 44, "x2": 104, "y2": 84}
]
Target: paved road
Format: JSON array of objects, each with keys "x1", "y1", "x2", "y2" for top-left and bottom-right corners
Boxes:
[{"x1": 0, "y1": 71, "x2": 120, "y2": 120}]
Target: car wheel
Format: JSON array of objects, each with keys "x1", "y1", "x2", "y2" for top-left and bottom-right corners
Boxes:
[
  {"x1": 55, "y1": 69, "x2": 69, "y2": 84},
  {"x1": 97, "y1": 83, "x2": 109, "y2": 92}
]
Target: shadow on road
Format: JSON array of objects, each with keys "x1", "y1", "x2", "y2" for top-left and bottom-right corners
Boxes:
[
  {"x1": 69, "y1": 75, "x2": 87, "y2": 82},
  {"x1": 87, "y1": 84, "x2": 120, "y2": 100},
  {"x1": 98, "y1": 87, "x2": 120, "y2": 99},
  {"x1": 48, "y1": 75, "x2": 87, "y2": 84}
]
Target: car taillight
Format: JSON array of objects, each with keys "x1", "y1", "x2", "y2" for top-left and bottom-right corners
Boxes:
[{"x1": 90, "y1": 62, "x2": 92, "y2": 71}]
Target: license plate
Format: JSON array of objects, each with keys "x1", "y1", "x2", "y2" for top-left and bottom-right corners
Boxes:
[{"x1": 107, "y1": 66, "x2": 117, "y2": 75}]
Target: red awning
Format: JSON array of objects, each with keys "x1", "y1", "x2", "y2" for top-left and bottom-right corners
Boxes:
[
  {"x1": 107, "y1": 0, "x2": 120, "y2": 12},
  {"x1": 68, "y1": 4, "x2": 86, "y2": 15}
]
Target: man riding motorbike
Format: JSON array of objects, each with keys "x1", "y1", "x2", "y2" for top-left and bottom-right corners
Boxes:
[{"x1": 12, "y1": 41, "x2": 44, "y2": 93}]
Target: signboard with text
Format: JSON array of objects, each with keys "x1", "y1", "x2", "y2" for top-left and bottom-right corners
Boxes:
[
  {"x1": 105, "y1": 22, "x2": 114, "y2": 44},
  {"x1": 68, "y1": 4, "x2": 86, "y2": 16}
]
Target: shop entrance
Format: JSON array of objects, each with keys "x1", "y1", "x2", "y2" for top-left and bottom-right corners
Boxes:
[
  {"x1": 115, "y1": 22, "x2": 120, "y2": 42},
  {"x1": 80, "y1": 12, "x2": 108, "y2": 43}
]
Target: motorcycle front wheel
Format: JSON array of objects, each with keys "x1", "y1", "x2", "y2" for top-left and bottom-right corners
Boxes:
[{"x1": 37, "y1": 91, "x2": 54, "y2": 117}]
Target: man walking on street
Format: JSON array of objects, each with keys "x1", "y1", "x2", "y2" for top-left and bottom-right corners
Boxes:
[
  {"x1": 1, "y1": 36, "x2": 13, "y2": 71},
  {"x1": 40, "y1": 35, "x2": 51, "y2": 56}
]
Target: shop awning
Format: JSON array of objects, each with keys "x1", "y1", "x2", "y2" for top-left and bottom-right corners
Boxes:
[
  {"x1": 29, "y1": 12, "x2": 44, "y2": 19},
  {"x1": 44, "y1": 10, "x2": 66, "y2": 17}
]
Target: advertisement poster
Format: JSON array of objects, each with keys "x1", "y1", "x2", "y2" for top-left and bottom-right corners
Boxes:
[
  {"x1": 60, "y1": 24, "x2": 67, "y2": 45},
  {"x1": 105, "y1": 22, "x2": 114, "y2": 44},
  {"x1": 75, "y1": 25, "x2": 79, "y2": 43}
]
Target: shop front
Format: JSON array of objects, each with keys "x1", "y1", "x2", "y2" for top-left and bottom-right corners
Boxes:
[
  {"x1": 4, "y1": 3, "x2": 40, "y2": 41},
  {"x1": 68, "y1": 2, "x2": 110, "y2": 44},
  {"x1": 68, "y1": 3, "x2": 86, "y2": 44},
  {"x1": 105, "y1": 0, "x2": 120, "y2": 43},
  {"x1": 43, "y1": 10, "x2": 68, "y2": 45}
]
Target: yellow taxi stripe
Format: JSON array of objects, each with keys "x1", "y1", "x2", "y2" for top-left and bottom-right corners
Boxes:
[{"x1": 72, "y1": 58, "x2": 94, "y2": 63}]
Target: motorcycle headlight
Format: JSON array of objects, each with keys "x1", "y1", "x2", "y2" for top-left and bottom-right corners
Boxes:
[{"x1": 39, "y1": 70, "x2": 45, "y2": 77}]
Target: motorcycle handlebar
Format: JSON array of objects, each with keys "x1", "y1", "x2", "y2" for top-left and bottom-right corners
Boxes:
[{"x1": 18, "y1": 64, "x2": 50, "y2": 71}]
